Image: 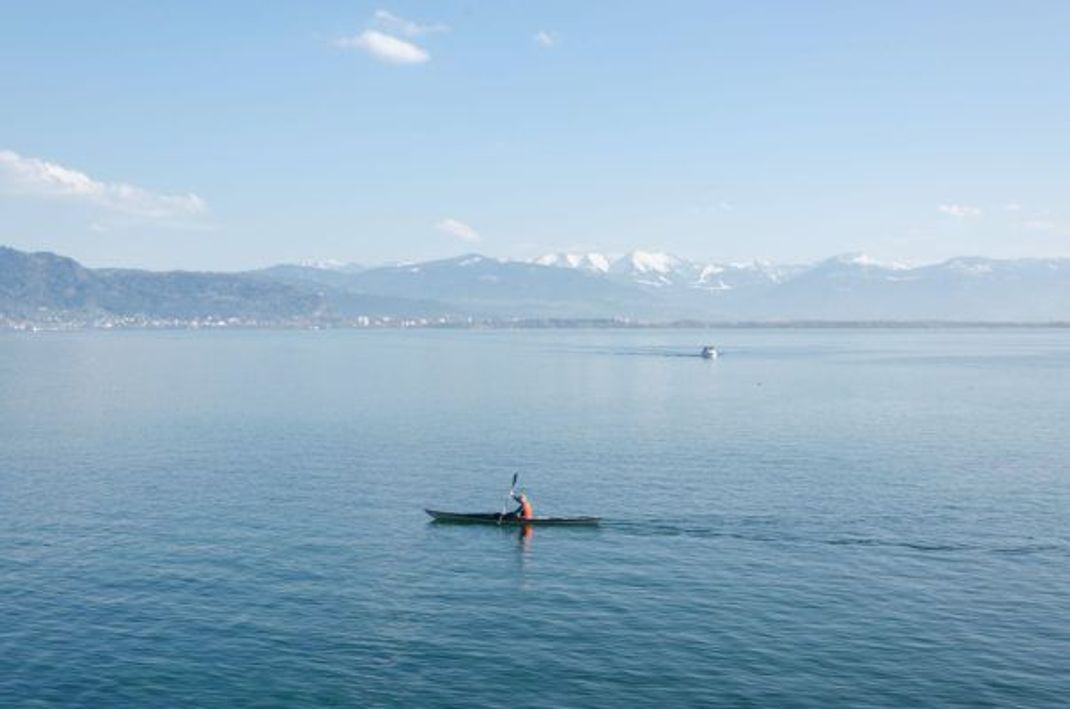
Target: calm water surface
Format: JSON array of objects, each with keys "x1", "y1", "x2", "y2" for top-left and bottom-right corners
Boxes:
[{"x1": 1, "y1": 329, "x2": 1068, "y2": 707}]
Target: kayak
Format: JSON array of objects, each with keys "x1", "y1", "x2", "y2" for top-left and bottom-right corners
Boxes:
[{"x1": 425, "y1": 509, "x2": 601, "y2": 526}]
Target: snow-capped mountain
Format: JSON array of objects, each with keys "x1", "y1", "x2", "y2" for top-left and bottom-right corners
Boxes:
[
  {"x1": 535, "y1": 250, "x2": 702, "y2": 288},
  {"x1": 334, "y1": 254, "x2": 658, "y2": 318},
  {"x1": 536, "y1": 250, "x2": 685, "y2": 280},
  {"x1": 533, "y1": 250, "x2": 800, "y2": 292},
  {"x1": 533, "y1": 252, "x2": 610, "y2": 273},
  {"x1": 259, "y1": 249, "x2": 1070, "y2": 320},
  {"x1": 608, "y1": 251, "x2": 690, "y2": 287},
  {"x1": 741, "y1": 254, "x2": 1070, "y2": 320},
  {"x1": 7, "y1": 245, "x2": 1069, "y2": 324},
  {"x1": 295, "y1": 259, "x2": 365, "y2": 273},
  {"x1": 521, "y1": 249, "x2": 1070, "y2": 320}
]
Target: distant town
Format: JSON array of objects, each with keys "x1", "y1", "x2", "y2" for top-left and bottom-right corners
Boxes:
[{"x1": 4, "y1": 312, "x2": 1068, "y2": 333}]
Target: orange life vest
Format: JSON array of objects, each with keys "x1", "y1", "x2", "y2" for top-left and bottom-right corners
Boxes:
[{"x1": 520, "y1": 498, "x2": 534, "y2": 519}]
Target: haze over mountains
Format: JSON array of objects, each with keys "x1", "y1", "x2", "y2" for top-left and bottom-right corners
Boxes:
[{"x1": 3, "y1": 245, "x2": 1069, "y2": 328}]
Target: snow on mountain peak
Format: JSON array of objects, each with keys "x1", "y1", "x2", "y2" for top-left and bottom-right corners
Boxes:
[
  {"x1": 946, "y1": 258, "x2": 994, "y2": 275},
  {"x1": 531, "y1": 249, "x2": 794, "y2": 290},
  {"x1": 533, "y1": 252, "x2": 611, "y2": 273},
  {"x1": 826, "y1": 253, "x2": 911, "y2": 271},
  {"x1": 617, "y1": 250, "x2": 679, "y2": 274},
  {"x1": 534, "y1": 250, "x2": 680, "y2": 275},
  {"x1": 298, "y1": 259, "x2": 349, "y2": 270},
  {"x1": 583, "y1": 253, "x2": 611, "y2": 272},
  {"x1": 831, "y1": 252, "x2": 878, "y2": 266}
]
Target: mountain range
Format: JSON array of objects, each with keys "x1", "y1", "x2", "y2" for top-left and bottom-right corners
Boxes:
[{"x1": 3, "y1": 245, "x2": 1069, "y2": 327}]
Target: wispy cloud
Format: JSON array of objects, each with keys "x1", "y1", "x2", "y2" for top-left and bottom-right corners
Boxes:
[
  {"x1": 373, "y1": 10, "x2": 448, "y2": 37},
  {"x1": 938, "y1": 204, "x2": 982, "y2": 219},
  {"x1": 436, "y1": 218, "x2": 480, "y2": 242},
  {"x1": 533, "y1": 31, "x2": 559, "y2": 48},
  {"x1": 335, "y1": 10, "x2": 446, "y2": 64},
  {"x1": 0, "y1": 148, "x2": 206, "y2": 221},
  {"x1": 335, "y1": 30, "x2": 429, "y2": 64}
]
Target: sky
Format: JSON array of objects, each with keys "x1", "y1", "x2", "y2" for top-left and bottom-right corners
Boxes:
[{"x1": 1, "y1": 1, "x2": 1068, "y2": 271}]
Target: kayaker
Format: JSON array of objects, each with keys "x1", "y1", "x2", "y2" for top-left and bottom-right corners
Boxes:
[{"x1": 510, "y1": 490, "x2": 534, "y2": 520}]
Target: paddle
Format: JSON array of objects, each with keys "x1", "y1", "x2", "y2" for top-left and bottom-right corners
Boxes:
[{"x1": 498, "y1": 473, "x2": 519, "y2": 524}]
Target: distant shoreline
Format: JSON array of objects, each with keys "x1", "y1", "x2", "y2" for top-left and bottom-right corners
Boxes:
[{"x1": 4, "y1": 317, "x2": 1070, "y2": 333}]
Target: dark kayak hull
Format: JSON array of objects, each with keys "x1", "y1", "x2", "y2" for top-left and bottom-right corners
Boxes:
[{"x1": 425, "y1": 509, "x2": 601, "y2": 526}]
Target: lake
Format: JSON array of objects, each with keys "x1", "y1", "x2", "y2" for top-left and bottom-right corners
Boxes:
[{"x1": 1, "y1": 328, "x2": 1068, "y2": 707}]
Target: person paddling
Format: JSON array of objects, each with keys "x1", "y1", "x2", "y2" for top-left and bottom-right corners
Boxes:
[{"x1": 509, "y1": 489, "x2": 534, "y2": 520}]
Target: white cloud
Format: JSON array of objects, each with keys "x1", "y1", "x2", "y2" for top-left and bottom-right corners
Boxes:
[
  {"x1": 1003, "y1": 202, "x2": 1022, "y2": 212},
  {"x1": 335, "y1": 10, "x2": 446, "y2": 64},
  {"x1": 0, "y1": 148, "x2": 206, "y2": 221},
  {"x1": 436, "y1": 218, "x2": 480, "y2": 242},
  {"x1": 335, "y1": 30, "x2": 429, "y2": 64},
  {"x1": 372, "y1": 10, "x2": 448, "y2": 37},
  {"x1": 938, "y1": 204, "x2": 982, "y2": 219},
  {"x1": 533, "y1": 31, "x2": 559, "y2": 48}
]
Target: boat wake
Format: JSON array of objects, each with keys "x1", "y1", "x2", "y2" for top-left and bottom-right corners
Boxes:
[{"x1": 605, "y1": 518, "x2": 1066, "y2": 557}]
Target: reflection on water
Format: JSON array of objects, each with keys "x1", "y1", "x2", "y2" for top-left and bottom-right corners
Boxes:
[{"x1": 518, "y1": 524, "x2": 534, "y2": 552}]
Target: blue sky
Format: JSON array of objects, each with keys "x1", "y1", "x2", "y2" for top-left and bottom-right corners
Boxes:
[{"x1": 1, "y1": 1, "x2": 1068, "y2": 270}]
